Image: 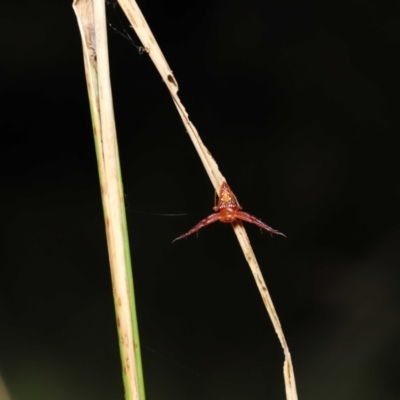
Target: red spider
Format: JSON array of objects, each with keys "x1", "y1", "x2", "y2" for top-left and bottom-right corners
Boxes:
[{"x1": 173, "y1": 182, "x2": 286, "y2": 242}]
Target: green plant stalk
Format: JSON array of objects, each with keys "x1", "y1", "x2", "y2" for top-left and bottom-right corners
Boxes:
[
  {"x1": 72, "y1": 0, "x2": 145, "y2": 398},
  {"x1": 118, "y1": 159, "x2": 146, "y2": 397}
]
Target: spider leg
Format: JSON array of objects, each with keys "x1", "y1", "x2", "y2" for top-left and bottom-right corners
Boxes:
[
  {"x1": 236, "y1": 211, "x2": 286, "y2": 238},
  {"x1": 172, "y1": 213, "x2": 221, "y2": 242}
]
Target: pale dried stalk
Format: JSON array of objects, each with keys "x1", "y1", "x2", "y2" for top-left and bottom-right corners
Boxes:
[
  {"x1": 0, "y1": 374, "x2": 11, "y2": 400},
  {"x1": 116, "y1": 0, "x2": 298, "y2": 398},
  {"x1": 73, "y1": 1, "x2": 142, "y2": 399}
]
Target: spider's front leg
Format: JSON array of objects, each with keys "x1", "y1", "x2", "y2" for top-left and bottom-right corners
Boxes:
[
  {"x1": 236, "y1": 211, "x2": 286, "y2": 237},
  {"x1": 172, "y1": 213, "x2": 220, "y2": 242}
]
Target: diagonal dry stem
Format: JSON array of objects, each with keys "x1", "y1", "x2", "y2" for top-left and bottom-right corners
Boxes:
[{"x1": 115, "y1": 0, "x2": 298, "y2": 398}]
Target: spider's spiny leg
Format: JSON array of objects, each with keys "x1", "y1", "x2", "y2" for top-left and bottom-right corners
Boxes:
[
  {"x1": 172, "y1": 213, "x2": 220, "y2": 242},
  {"x1": 236, "y1": 211, "x2": 286, "y2": 238}
]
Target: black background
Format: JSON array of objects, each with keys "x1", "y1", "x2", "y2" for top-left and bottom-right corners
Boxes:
[{"x1": 1, "y1": 0, "x2": 400, "y2": 399}]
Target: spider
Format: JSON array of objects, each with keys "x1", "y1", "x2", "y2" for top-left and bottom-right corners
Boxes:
[{"x1": 173, "y1": 182, "x2": 286, "y2": 242}]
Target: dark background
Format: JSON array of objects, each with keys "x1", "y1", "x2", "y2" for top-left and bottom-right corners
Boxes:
[{"x1": 1, "y1": 0, "x2": 400, "y2": 399}]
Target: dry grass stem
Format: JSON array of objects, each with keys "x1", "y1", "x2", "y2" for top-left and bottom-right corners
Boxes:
[
  {"x1": 73, "y1": 0, "x2": 144, "y2": 399},
  {"x1": 116, "y1": 0, "x2": 298, "y2": 398}
]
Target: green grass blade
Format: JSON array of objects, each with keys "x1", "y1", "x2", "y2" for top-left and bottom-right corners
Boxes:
[{"x1": 73, "y1": 1, "x2": 145, "y2": 398}]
